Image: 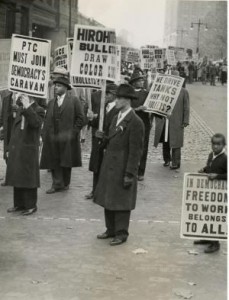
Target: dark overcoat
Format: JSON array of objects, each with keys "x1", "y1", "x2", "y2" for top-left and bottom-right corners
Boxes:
[
  {"x1": 94, "y1": 110, "x2": 144, "y2": 211},
  {"x1": 154, "y1": 88, "x2": 190, "y2": 148},
  {"x1": 0, "y1": 92, "x2": 14, "y2": 160},
  {"x1": 40, "y1": 94, "x2": 84, "y2": 169},
  {"x1": 5, "y1": 102, "x2": 45, "y2": 188}
]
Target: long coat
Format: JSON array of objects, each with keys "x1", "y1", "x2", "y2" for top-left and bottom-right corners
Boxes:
[
  {"x1": 154, "y1": 88, "x2": 190, "y2": 148},
  {"x1": 94, "y1": 110, "x2": 144, "y2": 211},
  {"x1": 40, "y1": 94, "x2": 84, "y2": 169},
  {"x1": 0, "y1": 92, "x2": 14, "y2": 160},
  {"x1": 5, "y1": 102, "x2": 45, "y2": 188},
  {"x1": 89, "y1": 90, "x2": 119, "y2": 173}
]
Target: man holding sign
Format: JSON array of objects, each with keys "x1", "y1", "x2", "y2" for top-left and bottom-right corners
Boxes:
[{"x1": 145, "y1": 71, "x2": 189, "y2": 169}]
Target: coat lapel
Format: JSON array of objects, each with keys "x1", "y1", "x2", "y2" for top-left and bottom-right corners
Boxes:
[{"x1": 59, "y1": 94, "x2": 68, "y2": 114}]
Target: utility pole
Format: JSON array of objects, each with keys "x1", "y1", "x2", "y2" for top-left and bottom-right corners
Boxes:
[{"x1": 190, "y1": 19, "x2": 208, "y2": 57}]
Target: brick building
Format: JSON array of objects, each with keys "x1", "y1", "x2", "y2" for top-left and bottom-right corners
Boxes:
[
  {"x1": 0, "y1": 0, "x2": 104, "y2": 50},
  {"x1": 163, "y1": 0, "x2": 227, "y2": 60}
]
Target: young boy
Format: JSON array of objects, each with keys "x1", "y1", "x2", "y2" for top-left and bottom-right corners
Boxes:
[{"x1": 194, "y1": 133, "x2": 227, "y2": 253}]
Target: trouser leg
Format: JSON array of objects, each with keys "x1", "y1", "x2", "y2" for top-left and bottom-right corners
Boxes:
[
  {"x1": 93, "y1": 172, "x2": 100, "y2": 193},
  {"x1": 51, "y1": 166, "x2": 64, "y2": 189},
  {"x1": 171, "y1": 148, "x2": 181, "y2": 167},
  {"x1": 138, "y1": 125, "x2": 150, "y2": 176},
  {"x1": 23, "y1": 188, "x2": 37, "y2": 210},
  {"x1": 114, "y1": 210, "x2": 131, "y2": 241},
  {"x1": 162, "y1": 141, "x2": 171, "y2": 163},
  {"x1": 62, "y1": 167, "x2": 72, "y2": 187},
  {"x1": 104, "y1": 209, "x2": 115, "y2": 235},
  {"x1": 13, "y1": 187, "x2": 25, "y2": 209}
]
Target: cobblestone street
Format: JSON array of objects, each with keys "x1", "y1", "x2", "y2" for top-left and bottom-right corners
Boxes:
[{"x1": 0, "y1": 83, "x2": 227, "y2": 300}]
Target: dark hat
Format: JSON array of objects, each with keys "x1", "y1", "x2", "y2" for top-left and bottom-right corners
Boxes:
[
  {"x1": 116, "y1": 84, "x2": 137, "y2": 100},
  {"x1": 129, "y1": 67, "x2": 145, "y2": 84},
  {"x1": 53, "y1": 77, "x2": 71, "y2": 90},
  {"x1": 106, "y1": 83, "x2": 117, "y2": 95},
  {"x1": 52, "y1": 67, "x2": 69, "y2": 78}
]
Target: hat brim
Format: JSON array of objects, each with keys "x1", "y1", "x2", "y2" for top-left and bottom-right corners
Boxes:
[
  {"x1": 116, "y1": 93, "x2": 137, "y2": 100},
  {"x1": 129, "y1": 75, "x2": 144, "y2": 84},
  {"x1": 53, "y1": 80, "x2": 72, "y2": 90}
]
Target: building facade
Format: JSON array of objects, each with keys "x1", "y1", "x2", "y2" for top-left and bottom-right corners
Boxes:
[
  {"x1": 164, "y1": 0, "x2": 227, "y2": 60},
  {"x1": 0, "y1": 0, "x2": 104, "y2": 51}
]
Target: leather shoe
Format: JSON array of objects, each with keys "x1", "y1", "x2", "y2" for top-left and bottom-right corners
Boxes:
[
  {"x1": 204, "y1": 242, "x2": 220, "y2": 253},
  {"x1": 138, "y1": 175, "x2": 144, "y2": 181},
  {"x1": 7, "y1": 207, "x2": 24, "y2": 213},
  {"x1": 22, "y1": 207, "x2": 37, "y2": 216},
  {"x1": 193, "y1": 240, "x2": 212, "y2": 245},
  {"x1": 170, "y1": 165, "x2": 180, "y2": 170},
  {"x1": 110, "y1": 238, "x2": 126, "y2": 246},
  {"x1": 163, "y1": 161, "x2": 170, "y2": 167},
  {"x1": 85, "y1": 192, "x2": 94, "y2": 200},
  {"x1": 97, "y1": 232, "x2": 115, "y2": 239}
]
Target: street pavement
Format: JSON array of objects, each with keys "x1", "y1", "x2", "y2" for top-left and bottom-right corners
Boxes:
[{"x1": 0, "y1": 82, "x2": 227, "y2": 300}]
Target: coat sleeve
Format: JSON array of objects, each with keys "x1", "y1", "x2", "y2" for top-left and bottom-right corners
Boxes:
[
  {"x1": 126, "y1": 118, "x2": 145, "y2": 176},
  {"x1": 22, "y1": 105, "x2": 45, "y2": 129},
  {"x1": 73, "y1": 96, "x2": 85, "y2": 133},
  {"x1": 182, "y1": 88, "x2": 190, "y2": 125}
]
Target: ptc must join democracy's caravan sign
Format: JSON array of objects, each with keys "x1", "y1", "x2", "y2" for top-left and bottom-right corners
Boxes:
[
  {"x1": 70, "y1": 25, "x2": 117, "y2": 81},
  {"x1": 8, "y1": 34, "x2": 51, "y2": 98},
  {"x1": 180, "y1": 173, "x2": 227, "y2": 241}
]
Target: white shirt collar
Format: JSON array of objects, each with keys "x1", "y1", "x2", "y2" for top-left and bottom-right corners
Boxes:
[
  {"x1": 212, "y1": 148, "x2": 225, "y2": 160},
  {"x1": 106, "y1": 101, "x2": 116, "y2": 113},
  {"x1": 57, "y1": 93, "x2": 66, "y2": 107},
  {"x1": 116, "y1": 107, "x2": 132, "y2": 126}
]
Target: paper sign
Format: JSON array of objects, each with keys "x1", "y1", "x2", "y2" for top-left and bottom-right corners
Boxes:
[
  {"x1": 67, "y1": 37, "x2": 101, "y2": 89},
  {"x1": 140, "y1": 48, "x2": 155, "y2": 70},
  {"x1": 71, "y1": 25, "x2": 117, "y2": 81},
  {"x1": 166, "y1": 49, "x2": 176, "y2": 66},
  {"x1": 8, "y1": 34, "x2": 51, "y2": 98},
  {"x1": 180, "y1": 173, "x2": 227, "y2": 241},
  {"x1": 0, "y1": 39, "x2": 11, "y2": 90},
  {"x1": 143, "y1": 73, "x2": 184, "y2": 117},
  {"x1": 54, "y1": 45, "x2": 68, "y2": 69}
]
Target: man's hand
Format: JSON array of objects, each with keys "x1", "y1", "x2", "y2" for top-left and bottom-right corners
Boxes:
[
  {"x1": 95, "y1": 130, "x2": 104, "y2": 139},
  {"x1": 21, "y1": 94, "x2": 33, "y2": 109},
  {"x1": 181, "y1": 123, "x2": 189, "y2": 128},
  {"x1": 87, "y1": 110, "x2": 97, "y2": 121},
  {"x1": 135, "y1": 105, "x2": 147, "y2": 112},
  {"x1": 198, "y1": 168, "x2": 205, "y2": 173},
  {"x1": 123, "y1": 173, "x2": 134, "y2": 189},
  {"x1": 208, "y1": 173, "x2": 218, "y2": 180}
]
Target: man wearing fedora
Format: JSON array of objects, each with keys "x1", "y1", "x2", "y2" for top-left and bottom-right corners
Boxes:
[
  {"x1": 86, "y1": 82, "x2": 119, "y2": 200},
  {"x1": 129, "y1": 68, "x2": 152, "y2": 181},
  {"x1": 40, "y1": 77, "x2": 84, "y2": 193},
  {"x1": 94, "y1": 84, "x2": 144, "y2": 246}
]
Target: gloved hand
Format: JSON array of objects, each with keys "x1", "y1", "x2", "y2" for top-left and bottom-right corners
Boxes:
[{"x1": 123, "y1": 173, "x2": 134, "y2": 189}]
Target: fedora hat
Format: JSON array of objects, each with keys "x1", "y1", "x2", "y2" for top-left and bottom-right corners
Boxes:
[
  {"x1": 116, "y1": 84, "x2": 137, "y2": 100},
  {"x1": 53, "y1": 77, "x2": 72, "y2": 90},
  {"x1": 106, "y1": 83, "x2": 117, "y2": 95},
  {"x1": 52, "y1": 67, "x2": 69, "y2": 78},
  {"x1": 129, "y1": 67, "x2": 144, "y2": 84}
]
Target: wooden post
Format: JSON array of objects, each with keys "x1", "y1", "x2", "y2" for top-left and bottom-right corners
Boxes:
[
  {"x1": 98, "y1": 80, "x2": 106, "y2": 131},
  {"x1": 164, "y1": 118, "x2": 169, "y2": 142}
]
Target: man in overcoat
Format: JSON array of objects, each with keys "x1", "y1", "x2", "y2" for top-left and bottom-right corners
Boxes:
[
  {"x1": 154, "y1": 83, "x2": 190, "y2": 169},
  {"x1": 5, "y1": 94, "x2": 45, "y2": 215},
  {"x1": 94, "y1": 84, "x2": 144, "y2": 246},
  {"x1": 85, "y1": 83, "x2": 119, "y2": 199},
  {"x1": 129, "y1": 68, "x2": 152, "y2": 181},
  {"x1": 40, "y1": 77, "x2": 84, "y2": 193}
]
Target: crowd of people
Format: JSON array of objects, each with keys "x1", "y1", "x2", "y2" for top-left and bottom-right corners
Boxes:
[{"x1": 0, "y1": 62, "x2": 227, "y2": 251}]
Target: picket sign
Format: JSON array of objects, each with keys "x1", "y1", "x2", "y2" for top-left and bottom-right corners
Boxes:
[
  {"x1": 143, "y1": 73, "x2": 184, "y2": 117},
  {"x1": 180, "y1": 173, "x2": 227, "y2": 241},
  {"x1": 53, "y1": 45, "x2": 68, "y2": 69},
  {"x1": 8, "y1": 34, "x2": 51, "y2": 98},
  {"x1": 70, "y1": 25, "x2": 117, "y2": 131}
]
